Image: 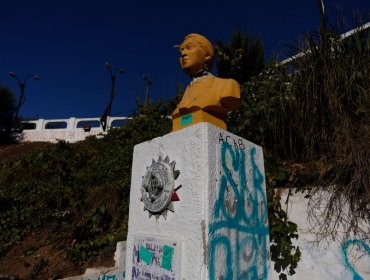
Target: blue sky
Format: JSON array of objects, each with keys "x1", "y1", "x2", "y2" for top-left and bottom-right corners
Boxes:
[{"x1": 1, "y1": 0, "x2": 368, "y2": 119}]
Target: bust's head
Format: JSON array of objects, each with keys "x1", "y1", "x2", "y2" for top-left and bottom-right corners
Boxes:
[{"x1": 179, "y1": 33, "x2": 214, "y2": 77}]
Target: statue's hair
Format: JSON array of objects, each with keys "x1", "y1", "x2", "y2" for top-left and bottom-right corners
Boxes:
[{"x1": 183, "y1": 33, "x2": 214, "y2": 70}]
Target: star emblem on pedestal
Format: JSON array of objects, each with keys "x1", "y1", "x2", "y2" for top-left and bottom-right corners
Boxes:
[{"x1": 141, "y1": 155, "x2": 181, "y2": 219}]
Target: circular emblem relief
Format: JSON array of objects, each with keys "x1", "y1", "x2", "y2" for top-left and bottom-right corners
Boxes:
[{"x1": 141, "y1": 156, "x2": 181, "y2": 219}]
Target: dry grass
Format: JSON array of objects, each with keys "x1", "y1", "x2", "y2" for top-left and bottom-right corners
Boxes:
[{"x1": 282, "y1": 22, "x2": 370, "y2": 242}]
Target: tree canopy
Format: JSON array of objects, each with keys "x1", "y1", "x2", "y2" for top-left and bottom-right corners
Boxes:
[
  {"x1": 0, "y1": 85, "x2": 15, "y2": 144},
  {"x1": 216, "y1": 29, "x2": 265, "y2": 84}
]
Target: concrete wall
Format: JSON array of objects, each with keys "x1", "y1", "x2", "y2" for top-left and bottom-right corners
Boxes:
[
  {"x1": 62, "y1": 191, "x2": 370, "y2": 280},
  {"x1": 20, "y1": 116, "x2": 129, "y2": 143},
  {"x1": 269, "y1": 190, "x2": 370, "y2": 280}
]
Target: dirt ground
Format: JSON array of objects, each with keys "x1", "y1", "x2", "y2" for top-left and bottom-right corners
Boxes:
[
  {"x1": 0, "y1": 142, "x2": 52, "y2": 164},
  {"x1": 0, "y1": 143, "x2": 115, "y2": 279},
  {"x1": 0, "y1": 225, "x2": 114, "y2": 279}
]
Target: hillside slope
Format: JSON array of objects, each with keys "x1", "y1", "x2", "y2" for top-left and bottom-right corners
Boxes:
[
  {"x1": 0, "y1": 143, "x2": 51, "y2": 164},
  {"x1": 0, "y1": 142, "x2": 115, "y2": 279}
]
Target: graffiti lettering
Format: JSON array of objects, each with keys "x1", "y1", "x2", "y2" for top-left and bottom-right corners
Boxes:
[
  {"x1": 342, "y1": 239, "x2": 370, "y2": 280},
  {"x1": 132, "y1": 236, "x2": 178, "y2": 280},
  {"x1": 209, "y1": 140, "x2": 269, "y2": 280},
  {"x1": 87, "y1": 270, "x2": 125, "y2": 280},
  {"x1": 218, "y1": 132, "x2": 245, "y2": 150},
  {"x1": 22, "y1": 130, "x2": 103, "y2": 143}
]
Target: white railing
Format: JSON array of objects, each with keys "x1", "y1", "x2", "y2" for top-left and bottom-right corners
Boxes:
[
  {"x1": 277, "y1": 21, "x2": 370, "y2": 67},
  {"x1": 21, "y1": 116, "x2": 129, "y2": 143}
]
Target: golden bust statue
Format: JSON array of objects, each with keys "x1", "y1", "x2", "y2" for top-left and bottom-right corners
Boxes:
[{"x1": 172, "y1": 33, "x2": 240, "y2": 131}]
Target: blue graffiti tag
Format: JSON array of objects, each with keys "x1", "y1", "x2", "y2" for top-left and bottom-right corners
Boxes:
[
  {"x1": 209, "y1": 140, "x2": 269, "y2": 280},
  {"x1": 88, "y1": 272, "x2": 126, "y2": 280},
  {"x1": 342, "y1": 239, "x2": 370, "y2": 280}
]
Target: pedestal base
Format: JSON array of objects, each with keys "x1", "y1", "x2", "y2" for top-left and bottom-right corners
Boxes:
[{"x1": 125, "y1": 123, "x2": 269, "y2": 279}]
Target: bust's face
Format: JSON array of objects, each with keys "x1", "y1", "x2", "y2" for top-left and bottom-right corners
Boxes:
[{"x1": 179, "y1": 37, "x2": 210, "y2": 77}]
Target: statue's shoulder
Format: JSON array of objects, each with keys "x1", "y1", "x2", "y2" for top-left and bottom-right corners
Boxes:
[
  {"x1": 210, "y1": 76, "x2": 240, "y2": 98},
  {"x1": 211, "y1": 76, "x2": 239, "y2": 87}
]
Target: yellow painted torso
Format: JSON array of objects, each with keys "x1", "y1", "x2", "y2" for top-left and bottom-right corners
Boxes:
[{"x1": 172, "y1": 75, "x2": 240, "y2": 120}]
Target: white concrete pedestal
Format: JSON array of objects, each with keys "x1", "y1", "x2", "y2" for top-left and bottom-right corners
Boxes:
[{"x1": 125, "y1": 123, "x2": 269, "y2": 280}]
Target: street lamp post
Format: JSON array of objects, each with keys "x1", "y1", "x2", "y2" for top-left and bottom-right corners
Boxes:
[
  {"x1": 9, "y1": 71, "x2": 39, "y2": 130},
  {"x1": 100, "y1": 63, "x2": 124, "y2": 131},
  {"x1": 142, "y1": 74, "x2": 153, "y2": 106}
]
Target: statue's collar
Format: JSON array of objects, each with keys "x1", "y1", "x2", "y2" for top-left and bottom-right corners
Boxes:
[{"x1": 191, "y1": 72, "x2": 214, "y2": 84}]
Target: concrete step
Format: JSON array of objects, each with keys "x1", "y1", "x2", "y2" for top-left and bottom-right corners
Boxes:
[{"x1": 59, "y1": 241, "x2": 126, "y2": 280}]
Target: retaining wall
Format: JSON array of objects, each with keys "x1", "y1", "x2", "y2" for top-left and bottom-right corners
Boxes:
[
  {"x1": 60, "y1": 190, "x2": 370, "y2": 280},
  {"x1": 20, "y1": 116, "x2": 129, "y2": 143}
]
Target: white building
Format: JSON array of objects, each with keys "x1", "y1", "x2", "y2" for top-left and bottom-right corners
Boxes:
[{"x1": 20, "y1": 116, "x2": 129, "y2": 143}]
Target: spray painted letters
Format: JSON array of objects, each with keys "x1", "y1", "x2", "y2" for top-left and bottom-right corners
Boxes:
[
  {"x1": 87, "y1": 271, "x2": 125, "y2": 280},
  {"x1": 131, "y1": 235, "x2": 179, "y2": 280},
  {"x1": 342, "y1": 239, "x2": 370, "y2": 280},
  {"x1": 209, "y1": 134, "x2": 269, "y2": 280}
]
